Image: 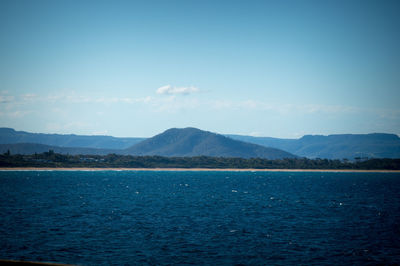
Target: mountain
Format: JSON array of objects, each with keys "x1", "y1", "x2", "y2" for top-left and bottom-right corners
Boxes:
[
  {"x1": 125, "y1": 127, "x2": 296, "y2": 159},
  {"x1": 228, "y1": 133, "x2": 400, "y2": 159},
  {"x1": 0, "y1": 128, "x2": 144, "y2": 149},
  {"x1": 1, "y1": 127, "x2": 399, "y2": 159},
  {"x1": 0, "y1": 143, "x2": 116, "y2": 155}
]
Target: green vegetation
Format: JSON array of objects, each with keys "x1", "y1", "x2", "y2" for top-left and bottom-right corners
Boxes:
[
  {"x1": 1, "y1": 151, "x2": 399, "y2": 170},
  {"x1": 126, "y1": 127, "x2": 296, "y2": 159}
]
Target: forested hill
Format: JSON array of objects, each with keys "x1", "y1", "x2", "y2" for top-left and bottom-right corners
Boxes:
[
  {"x1": 125, "y1": 128, "x2": 296, "y2": 159},
  {"x1": 228, "y1": 133, "x2": 400, "y2": 159}
]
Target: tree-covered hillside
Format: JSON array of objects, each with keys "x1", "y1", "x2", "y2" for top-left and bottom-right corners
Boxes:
[{"x1": 126, "y1": 128, "x2": 296, "y2": 159}]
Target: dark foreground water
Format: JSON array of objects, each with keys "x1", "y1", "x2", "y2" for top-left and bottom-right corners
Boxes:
[{"x1": 0, "y1": 171, "x2": 399, "y2": 265}]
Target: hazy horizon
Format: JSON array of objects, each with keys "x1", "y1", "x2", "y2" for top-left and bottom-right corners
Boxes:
[
  {"x1": 1, "y1": 0, "x2": 399, "y2": 138},
  {"x1": 2, "y1": 126, "x2": 400, "y2": 140}
]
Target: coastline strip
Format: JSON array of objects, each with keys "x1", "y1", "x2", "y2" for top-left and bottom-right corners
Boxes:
[{"x1": 0, "y1": 167, "x2": 399, "y2": 173}]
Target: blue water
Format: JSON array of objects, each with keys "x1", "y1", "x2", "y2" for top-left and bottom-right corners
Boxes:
[{"x1": 0, "y1": 171, "x2": 399, "y2": 265}]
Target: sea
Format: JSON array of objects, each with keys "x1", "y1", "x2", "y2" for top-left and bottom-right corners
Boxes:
[{"x1": 0, "y1": 170, "x2": 399, "y2": 266}]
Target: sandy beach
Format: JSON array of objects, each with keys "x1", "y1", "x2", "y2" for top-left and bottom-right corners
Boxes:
[{"x1": 0, "y1": 167, "x2": 399, "y2": 173}]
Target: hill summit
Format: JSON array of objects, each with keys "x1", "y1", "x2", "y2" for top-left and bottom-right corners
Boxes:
[{"x1": 125, "y1": 127, "x2": 296, "y2": 159}]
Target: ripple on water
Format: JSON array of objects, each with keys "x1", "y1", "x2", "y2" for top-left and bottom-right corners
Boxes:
[{"x1": 0, "y1": 171, "x2": 399, "y2": 265}]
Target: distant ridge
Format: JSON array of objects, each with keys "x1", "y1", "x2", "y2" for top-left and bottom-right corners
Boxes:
[
  {"x1": 1, "y1": 127, "x2": 399, "y2": 159},
  {"x1": 0, "y1": 128, "x2": 144, "y2": 149},
  {"x1": 0, "y1": 143, "x2": 116, "y2": 155},
  {"x1": 228, "y1": 133, "x2": 400, "y2": 159},
  {"x1": 125, "y1": 127, "x2": 296, "y2": 159}
]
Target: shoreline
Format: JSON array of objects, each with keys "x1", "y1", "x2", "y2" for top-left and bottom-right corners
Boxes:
[{"x1": 0, "y1": 167, "x2": 399, "y2": 173}]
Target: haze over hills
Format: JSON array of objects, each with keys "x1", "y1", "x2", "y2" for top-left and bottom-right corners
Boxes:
[
  {"x1": 228, "y1": 133, "x2": 400, "y2": 159},
  {"x1": 0, "y1": 127, "x2": 296, "y2": 159},
  {"x1": 0, "y1": 143, "x2": 116, "y2": 155},
  {"x1": 126, "y1": 127, "x2": 296, "y2": 159},
  {"x1": 1, "y1": 127, "x2": 399, "y2": 159},
  {"x1": 0, "y1": 128, "x2": 144, "y2": 149}
]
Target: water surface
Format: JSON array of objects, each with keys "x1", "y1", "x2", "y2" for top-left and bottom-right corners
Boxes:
[{"x1": 0, "y1": 171, "x2": 399, "y2": 265}]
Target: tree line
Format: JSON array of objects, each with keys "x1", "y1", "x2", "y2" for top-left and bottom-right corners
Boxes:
[{"x1": 0, "y1": 150, "x2": 399, "y2": 170}]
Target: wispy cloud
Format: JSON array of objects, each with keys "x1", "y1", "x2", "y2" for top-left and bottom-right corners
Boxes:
[
  {"x1": 0, "y1": 91, "x2": 15, "y2": 104},
  {"x1": 45, "y1": 121, "x2": 93, "y2": 132},
  {"x1": 74, "y1": 96, "x2": 153, "y2": 104},
  {"x1": 0, "y1": 110, "x2": 32, "y2": 118},
  {"x1": 156, "y1": 85, "x2": 199, "y2": 95},
  {"x1": 0, "y1": 95, "x2": 14, "y2": 104},
  {"x1": 210, "y1": 99, "x2": 360, "y2": 115},
  {"x1": 32, "y1": 93, "x2": 152, "y2": 105},
  {"x1": 1, "y1": 90, "x2": 399, "y2": 137},
  {"x1": 0, "y1": 90, "x2": 389, "y2": 118}
]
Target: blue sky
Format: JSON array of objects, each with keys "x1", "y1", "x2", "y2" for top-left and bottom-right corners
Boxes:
[{"x1": 0, "y1": 0, "x2": 399, "y2": 138}]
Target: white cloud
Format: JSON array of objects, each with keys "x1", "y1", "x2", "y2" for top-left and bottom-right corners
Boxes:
[{"x1": 156, "y1": 85, "x2": 199, "y2": 95}]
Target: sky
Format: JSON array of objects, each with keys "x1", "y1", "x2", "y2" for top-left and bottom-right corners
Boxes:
[{"x1": 0, "y1": 0, "x2": 399, "y2": 138}]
